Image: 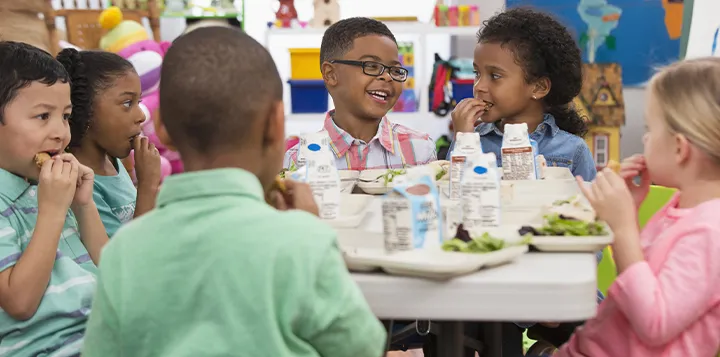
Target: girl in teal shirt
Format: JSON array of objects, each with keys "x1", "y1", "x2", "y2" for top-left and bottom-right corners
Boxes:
[{"x1": 57, "y1": 49, "x2": 162, "y2": 237}]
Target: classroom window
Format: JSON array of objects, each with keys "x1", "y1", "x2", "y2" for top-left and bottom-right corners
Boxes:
[{"x1": 594, "y1": 134, "x2": 609, "y2": 166}]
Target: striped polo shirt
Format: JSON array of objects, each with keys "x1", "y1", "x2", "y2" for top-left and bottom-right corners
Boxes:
[
  {"x1": 0, "y1": 168, "x2": 96, "y2": 357},
  {"x1": 284, "y1": 110, "x2": 437, "y2": 170}
]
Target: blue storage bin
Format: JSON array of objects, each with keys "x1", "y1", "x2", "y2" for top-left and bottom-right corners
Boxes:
[
  {"x1": 288, "y1": 80, "x2": 329, "y2": 113},
  {"x1": 451, "y1": 79, "x2": 475, "y2": 102}
]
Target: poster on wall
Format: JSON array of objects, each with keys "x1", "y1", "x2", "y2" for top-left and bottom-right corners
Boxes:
[
  {"x1": 506, "y1": 0, "x2": 684, "y2": 86},
  {"x1": 684, "y1": 0, "x2": 720, "y2": 58}
]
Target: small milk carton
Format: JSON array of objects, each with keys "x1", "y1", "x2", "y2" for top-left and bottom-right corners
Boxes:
[
  {"x1": 460, "y1": 153, "x2": 501, "y2": 230},
  {"x1": 382, "y1": 169, "x2": 443, "y2": 253},
  {"x1": 293, "y1": 132, "x2": 341, "y2": 220},
  {"x1": 297, "y1": 131, "x2": 332, "y2": 168},
  {"x1": 449, "y1": 132, "x2": 482, "y2": 200},
  {"x1": 501, "y1": 123, "x2": 538, "y2": 180}
]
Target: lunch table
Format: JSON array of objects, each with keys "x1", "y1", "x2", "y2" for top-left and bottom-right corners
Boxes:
[{"x1": 338, "y1": 197, "x2": 599, "y2": 357}]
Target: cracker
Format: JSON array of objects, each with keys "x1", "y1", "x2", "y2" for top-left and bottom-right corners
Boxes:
[{"x1": 34, "y1": 153, "x2": 51, "y2": 168}]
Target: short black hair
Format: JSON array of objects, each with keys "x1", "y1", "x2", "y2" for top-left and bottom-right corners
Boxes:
[
  {"x1": 320, "y1": 17, "x2": 397, "y2": 66},
  {"x1": 160, "y1": 27, "x2": 282, "y2": 154},
  {"x1": 478, "y1": 7, "x2": 587, "y2": 136},
  {"x1": 56, "y1": 49, "x2": 135, "y2": 147},
  {"x1": 0, "y1": 42, "x2": 70, "y2": 124}
]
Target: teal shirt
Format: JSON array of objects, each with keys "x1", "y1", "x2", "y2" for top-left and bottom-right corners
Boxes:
[
  {"x1": 93, "y1": 158, "x2": 136, "y2": 237},
  {"x1": 82, "y1": 168, "x2": 386, "y2": 357},
  {"x1": 0, "y1": 168, "x2": 97, "y2": 357}
]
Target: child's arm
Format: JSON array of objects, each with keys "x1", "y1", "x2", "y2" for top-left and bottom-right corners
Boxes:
[
  {"x1": 572, "y1": 143, "x2": 597, "y2": 181},
  {"x1": 133, "y1": 137, "x2": 161, "y2": 217},
  {"x1": 69, "y1": 155, "x2": 108, "y2": 264},
  {"x1": 610, "y1": 224, "x2": 720, "y2": 346},
  {"x1": 298, "y1": 242, "x2": 387, "y2": 357},
  {"x1": 0, "y1": 158, "x2": 77, "y2": 320},
  {"x1": 72, "y1": 202, "x2": 109, "y2": 265},
  {"x1": 0, "y1": 212, "x2": 65, "y2": 320}
]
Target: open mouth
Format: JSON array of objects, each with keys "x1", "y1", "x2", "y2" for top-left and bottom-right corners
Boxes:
[
  {"x1": 367, "y1": 90, "x2": 391, "y2": 104},
  {"x1": 482, "y1": 100, "x2": 494, "y2": 111}
]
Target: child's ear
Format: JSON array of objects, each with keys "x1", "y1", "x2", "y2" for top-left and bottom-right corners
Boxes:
[
  {"x1": 264, "y1": 100, "x2": 286, "y2": 148},
  {"x1": 153, "y1": 109, "x2": 177, "y2": 151},
  {"x1": 322, "y1": 62, "x2": 338, "y2": 88},
  {"x1": 532, "y1": 77, "x2": 551, "y2": 101}
]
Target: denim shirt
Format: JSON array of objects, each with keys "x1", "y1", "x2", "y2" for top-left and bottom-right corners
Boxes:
[{"x1": 447, "y1": 114, "x2": 598, "y2": 181}]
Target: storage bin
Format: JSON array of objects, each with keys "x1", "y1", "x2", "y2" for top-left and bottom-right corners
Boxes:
[
  {"x1": 451, "y1": 79, "x2": 475, "y2": 102},
  {"x1": 288, "y1": 79, "x2": 328, "y2": 113},
  {"x1": 289, "y1": 48, "x2": 322, "y2": 79}
]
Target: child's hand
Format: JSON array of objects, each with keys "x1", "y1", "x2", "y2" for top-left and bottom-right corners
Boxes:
[
  {"x1": 270, "y1": 180, "x2": 320, "y2": 216},
  {"x1": 618, "y1": 154, "x2": 651, "y2": 209},
  {"x1": 133, "y1": 136, "x2": 162, "y2": 188},
  {"x1": 451, "y1": 98, "x2": 489, "y2": 133},
  {"x1": 37, "y1": 155, "x2": 79, "y2": 214},
  {"x1": 577, "y1": 168, "x2": 637, "y2": 234}
]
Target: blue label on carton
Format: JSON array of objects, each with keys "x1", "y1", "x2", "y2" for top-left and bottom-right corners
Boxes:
[{"x1": 382, "y1": 176, "x2": 443, "y2": 252}]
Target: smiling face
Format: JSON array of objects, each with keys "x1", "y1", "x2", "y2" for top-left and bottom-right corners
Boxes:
[
  {"x1": 326, "y1": 35, "x2": 403, "y2": 120},
  {"x1": 86, "y1": 71, "x2": 145, "y2": 159},
  {"x1": 473, "y1": 42, "x2": 540, "y2": 123},
  {"x1": 0, "y1": 81, "x2": 72, "y2": 180}
]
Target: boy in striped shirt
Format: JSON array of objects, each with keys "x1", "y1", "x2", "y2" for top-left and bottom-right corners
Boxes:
[
  {"x1": 284, "y1": 17, "x2": 436, "y2": 170},
  {"x1": 0, "y1": 42, "x2": 108, "y2": 357}
]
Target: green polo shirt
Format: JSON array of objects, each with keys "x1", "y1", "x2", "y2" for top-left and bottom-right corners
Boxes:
[
  {"x1": 93, "y1": 158, "x2": 136, "y2": 237},
  {"x1": 0, "y1": 168, "x2": 97, "y2": 357},
  {"x1": 82, "y1": 168, "x2": 386, "y2": 357}
]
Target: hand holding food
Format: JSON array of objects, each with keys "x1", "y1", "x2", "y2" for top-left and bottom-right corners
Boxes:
[
  {"x1": 617, "y1": 154, "x2": 651, "y2": 209},
  {"x1": 576, "y1": 169, "x2": 637, "y2": 235},
  {"x1": 268, "y1": 178, "x2": 319, "y2": 216},
  {"x1": 133, "y1": 136, "x2": 162, "y2": 188},
  {"x1": 451, "y1": 98, "x2": 492, "y2": 133},
  {"x1": 37, "y1": 155, "x2": 79, "y2": 214}
]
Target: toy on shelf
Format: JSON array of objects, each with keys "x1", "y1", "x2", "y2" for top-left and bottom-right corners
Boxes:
[
  {"x1": 434, "y1": 2, "x2": 479, "y2": 27},
  {"x1": 99, "y1": 6, "x2": 178, "y2": 179},
  {"x1": 274, "y1": 0, "x2": 298, "y2": 28},
  {"x1": 309, "y1": 0, "x2": 340, "y2": 28},
  {"x1": 573, "y1": 63, "x2": 625, "y2": 171},
  {"x1": 392, "y1": 42, "x2": 418, "y2": 113}
]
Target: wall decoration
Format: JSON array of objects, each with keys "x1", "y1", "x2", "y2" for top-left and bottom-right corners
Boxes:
[{"x1": 507, "y1": 0, "x2": 684, "y2": 86}]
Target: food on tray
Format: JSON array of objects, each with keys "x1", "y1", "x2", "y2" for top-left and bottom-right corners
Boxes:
[
  {"x1": 34, "y1": 153, "x2": 52, "y2": 167},
  {"x1": 519, "y1": 195, "x2": 607, "y2": 236},
  {"x1": 279, "y1": 162, "x2": 297, "y2": 179},
  {"x1": 519, "y1": 214, "x2": 607, "y2": 237},
  {"x1": 378, "y1": 168, "x2": 407, "y2": 185},
  {"x1": 442, "y1": 224, "x2": 530, "y2": 253}
]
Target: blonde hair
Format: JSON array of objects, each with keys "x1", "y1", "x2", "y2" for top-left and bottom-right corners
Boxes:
[{"x1": 650, "y1": 57, "x2": 720, "y2": 164}]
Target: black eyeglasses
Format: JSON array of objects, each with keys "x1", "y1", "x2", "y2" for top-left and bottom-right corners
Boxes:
[{"x1": 330, "y1": 60, "x2": 409, "y2": 82}]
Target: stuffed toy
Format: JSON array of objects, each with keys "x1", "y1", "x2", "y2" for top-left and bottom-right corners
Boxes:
[{"x1": 98, "y1": 7, "x2": 180, "y2": 179}]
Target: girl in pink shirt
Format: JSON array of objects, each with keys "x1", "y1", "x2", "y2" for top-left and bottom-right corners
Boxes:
[{"x1": 556, "y1": 57, "x2": 720, "y2": 357}]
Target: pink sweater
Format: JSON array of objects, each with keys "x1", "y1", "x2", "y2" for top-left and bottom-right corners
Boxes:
[{"x1": 557, "y1": 194, "x2": 720, "y2": 357}]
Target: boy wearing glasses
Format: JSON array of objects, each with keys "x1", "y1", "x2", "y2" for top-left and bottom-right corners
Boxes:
[{"x1": 284, "y1": 17, "x2": 436, "y2": 170}]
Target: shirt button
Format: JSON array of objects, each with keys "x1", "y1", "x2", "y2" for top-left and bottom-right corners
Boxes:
[{"x1": 29, "y1": 188, "x2": 36, "y2": 197}]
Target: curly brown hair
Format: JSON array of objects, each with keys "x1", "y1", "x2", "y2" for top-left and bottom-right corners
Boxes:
[{"x1": 478, "y1": 7, "x2": 587, "y2": 137}]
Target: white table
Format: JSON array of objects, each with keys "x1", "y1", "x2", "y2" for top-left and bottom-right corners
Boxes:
[{"x1": 335, "y1": 196, "x2": 599, "y2": 357}]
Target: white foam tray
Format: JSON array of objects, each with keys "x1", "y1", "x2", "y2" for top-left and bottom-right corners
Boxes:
[{"x1": 324, "y1": 194, "x2": 372, "y2": 228}]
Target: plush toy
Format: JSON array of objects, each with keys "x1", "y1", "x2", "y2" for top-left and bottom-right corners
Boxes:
[{"x1": 99, "y1": 7, "x2": 180, "y2": 178}]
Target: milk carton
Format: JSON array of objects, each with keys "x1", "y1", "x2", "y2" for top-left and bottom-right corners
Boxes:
[
  {"x1": 382, "y1": 172, "x2": 443, "y2": 253},
  {"x1": 297, "y1": 131, "x2": 332, "y2": 168},
  {"x1": 501, "y1": 123, "x2": 538, "y2": 180},
  {"x1": 292, "y1": 132, "x2": 341, "y2": 219},
  {"x1": 449, "y1": 132, "x2": 482, "y2": 200},
  {"x1": 460, "y1": 153, "x2": 501, "y2": 229}
]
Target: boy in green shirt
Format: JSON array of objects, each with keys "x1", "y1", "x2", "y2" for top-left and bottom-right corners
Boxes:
[
  {"x1": 82, "y1": 27, "x2": 387, "y2": 357},
  {"x1": 0, "y1": 41, "x2": 109, "y2": 356}
]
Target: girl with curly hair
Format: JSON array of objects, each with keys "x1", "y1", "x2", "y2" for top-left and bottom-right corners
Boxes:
[
  {"x1": 56, "y1": 48, "x2": 161, "y2": 237},
  {"x1": 450, "y1": 7, "x2": 596, "y2": 182}
]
